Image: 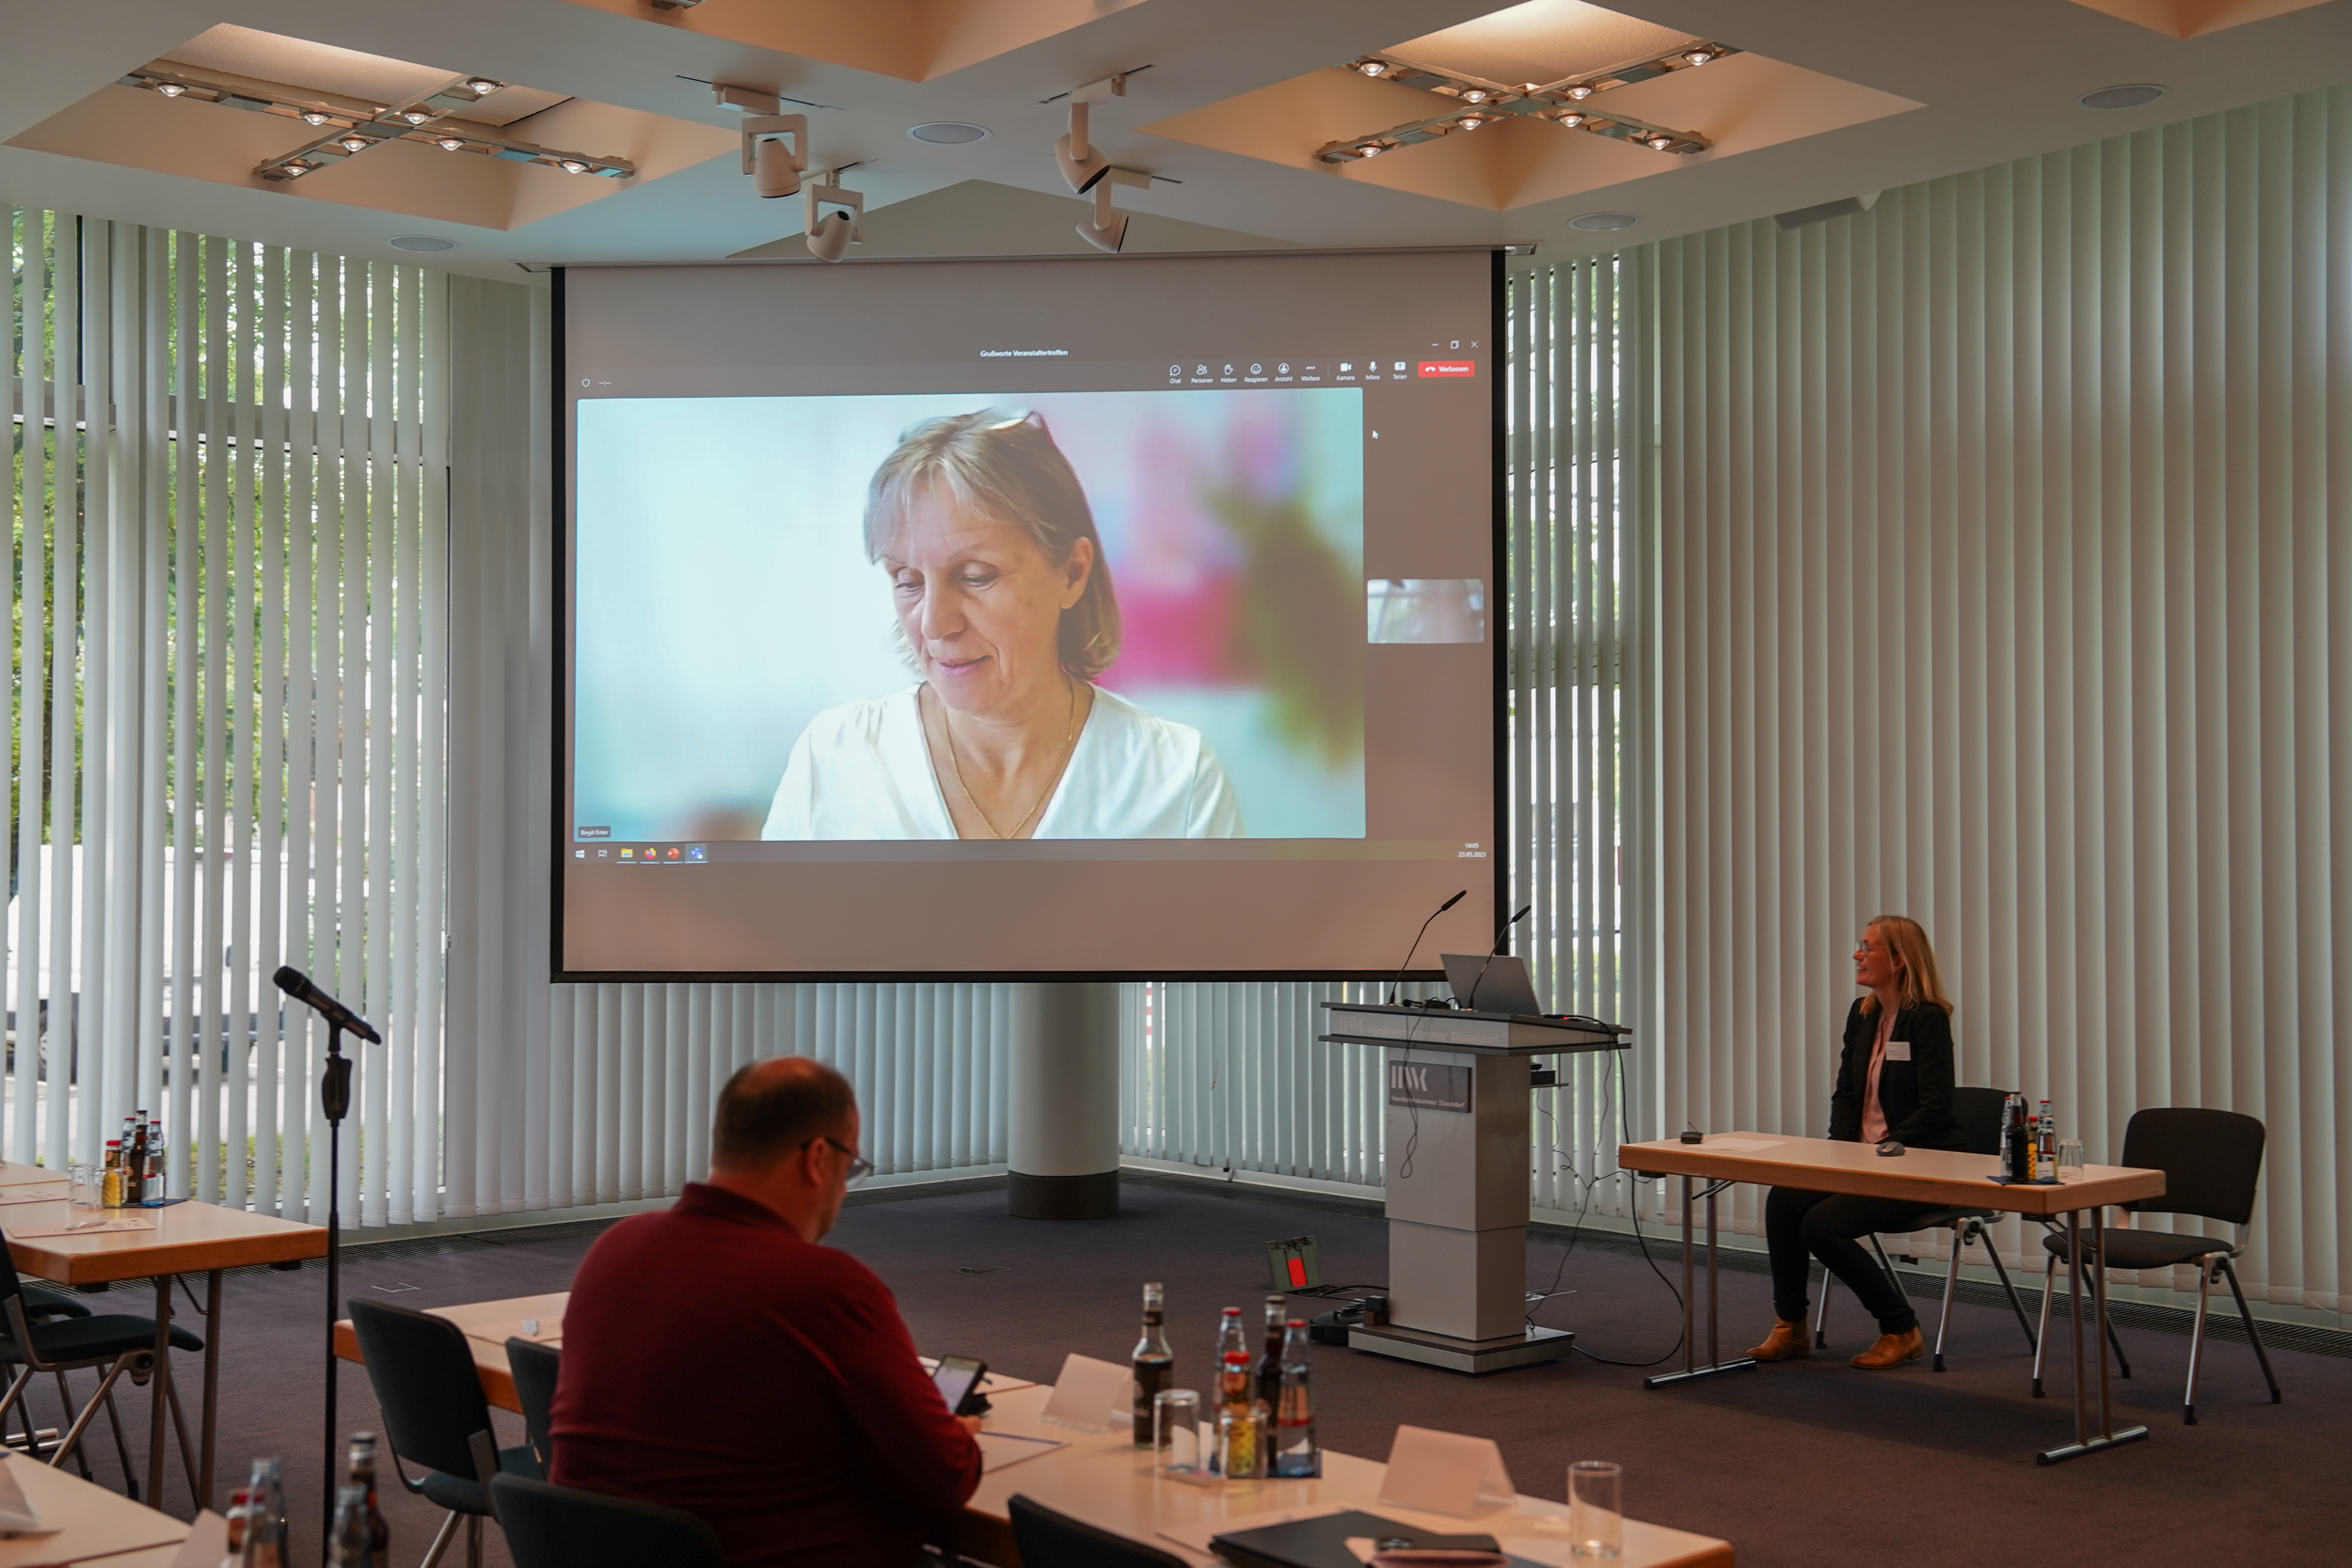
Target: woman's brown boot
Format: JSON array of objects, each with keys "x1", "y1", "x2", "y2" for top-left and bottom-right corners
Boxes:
[{"x1": 1748, "y1": 1319, "x2": 1811, "y2": 1360}]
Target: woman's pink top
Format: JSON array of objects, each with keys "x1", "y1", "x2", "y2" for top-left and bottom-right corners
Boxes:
[{"x1": 1859, "y1": 1004, "x2": 1897, "y2": 1144}]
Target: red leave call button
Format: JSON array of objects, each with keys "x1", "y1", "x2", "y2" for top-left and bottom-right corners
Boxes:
[{"x1": 1418, "y1": 360, "x2": 1477, "y2": 377}]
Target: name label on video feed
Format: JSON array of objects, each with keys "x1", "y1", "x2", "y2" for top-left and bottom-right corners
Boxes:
[{"x1": 1388, "y1": 1062, "x2": 1472, "y2": 1114}]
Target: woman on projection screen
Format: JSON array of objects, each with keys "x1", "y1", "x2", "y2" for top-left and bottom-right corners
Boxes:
[{"x1": 761, "y1": 409, "x2": 1244, "y2": 840}]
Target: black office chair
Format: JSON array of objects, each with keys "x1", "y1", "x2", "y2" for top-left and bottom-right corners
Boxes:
[
  {"x1": 1813, "y1": 1086, "x2": 2038, "y2": 1370},
  {"x1": 504, "y1": 1338, "x2": 559, "y2": 1478},
  {"x1": 1010, "y1": 1493, "x2": 1192, "y2": 1568},
  {"x1": 0, "y1": 1234, "x2": 198, "y2": 1494},
  {"x1": 348, "y1": 1299, "x2": 538, "y2": 1568},
  {"x1": 489, "y1": 1474, "x2": 725, "y2": 1568},
  {"x1": 2031, "y1": 1107, "x2": 2281, "y2": 1424}
]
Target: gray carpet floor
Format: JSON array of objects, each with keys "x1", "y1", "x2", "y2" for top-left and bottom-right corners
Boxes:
[{"x1": 24, "y1": 1173, "x2": 2346, "y2": 1567}]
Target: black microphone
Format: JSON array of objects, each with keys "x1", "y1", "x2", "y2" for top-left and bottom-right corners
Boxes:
[
  {"x1": 1463, "y1": 904, "x2": 1532, "y2": 1013},
  {"x1": 1386, "y1": 890, "x2": 1468, "y2": 1004},
  {"x1": 274, "y1": 966, "x2": 382, "y2": 1045}
]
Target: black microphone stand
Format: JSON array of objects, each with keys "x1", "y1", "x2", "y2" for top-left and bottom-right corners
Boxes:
[{"x1": 320, "y1": 1024, "x2": 352, "y2": 1560}]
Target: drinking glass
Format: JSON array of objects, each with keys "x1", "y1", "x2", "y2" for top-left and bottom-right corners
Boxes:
[
  {"x1": 1152, "y1": 1389, "x2": 1204, "y2": 1476},
  {"x1": 67, "y1": 1162, "x2": 100, "y2": 1210},
  {"x1": 2058, "y1": 1139, "x2": 2086, "y2": 1182},
  {"x1": 1567, "y1": 1461, "x2": 1623, "y2": 1558}
]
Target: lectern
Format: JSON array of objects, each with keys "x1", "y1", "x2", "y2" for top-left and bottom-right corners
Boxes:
[{"x1": 1319, "y1": 1002, "x2": 1629, "y2": 1373}]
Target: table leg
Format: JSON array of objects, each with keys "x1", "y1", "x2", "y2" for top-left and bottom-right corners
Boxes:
[
  {"x1": 1645, "y1": 1178, "x2": 1756, "y2": 1389},
  {"x1": 150, "y1": 1275, "x2": 172, "y2": 1507},
  {"x1": 199, "y1": 1270, "x2": 222, "y2": 1509},
  {"x1": 2037, "y1": 1203, "x2": 2150, "y2": 1465}
]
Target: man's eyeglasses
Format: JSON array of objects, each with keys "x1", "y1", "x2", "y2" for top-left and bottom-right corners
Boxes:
[{"x1": 810, "y1": 1136, "x2": 874, "y2": 1187}]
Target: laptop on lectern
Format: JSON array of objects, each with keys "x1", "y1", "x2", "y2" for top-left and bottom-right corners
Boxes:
[{"x1": 1439, "y1": 953, "x2": 1544, "y2": 1017}]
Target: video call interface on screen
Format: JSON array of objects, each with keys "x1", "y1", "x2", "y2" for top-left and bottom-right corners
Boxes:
[{"x1": 560, "y1": 252, "x2": 1500, "y2": 977}]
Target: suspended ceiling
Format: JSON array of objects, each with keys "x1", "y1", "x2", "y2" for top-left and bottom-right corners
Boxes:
[{"x1": 0, "y1": 0, "x2": 2346, "y2": 281}]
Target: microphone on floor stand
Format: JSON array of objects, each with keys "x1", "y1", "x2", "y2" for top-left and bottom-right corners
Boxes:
[
  {"x1": 1386, "y1": 890, "x2": 1467, "y2": 1005},
  {"x1": 275, "y1": 966, "x2": 375, "y2": 1559},
  {"x1": 1462, "y1": 904, "x2": 1532, "y2": 1012}
]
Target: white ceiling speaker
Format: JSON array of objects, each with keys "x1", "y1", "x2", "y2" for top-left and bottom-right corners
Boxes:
[
  {"x1": 1568, "y1": 211, "x2": 1638, "y2": 231},
  {"x1": 2079, "y1": 83, "x2": 2166, "y2": 110},
  {"x1": 803, "y1": 175, "x2": 864, "y2": 262},
  {"x1": 1076, "y1": 166, "x2": 1151, "y2": 254},
  {"x1": 1055, "y1": 73, "x2": 1125, "y2": 193},
  {"x1": 740, "y1": 113, "x2": 808, "y2": 199}
]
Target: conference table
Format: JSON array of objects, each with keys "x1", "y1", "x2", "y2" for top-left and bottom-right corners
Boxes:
[
  {"x1": 0, "y1": 1449, "x2": 193, "y2": 1567},
  {"x1": 0, "y1": 1162, "x2": 328, "y2": 1512},
  {"x1": 1616, "y1": 1133, "x2": 2164, "y2": 1466},
  {"x1": 336, "y1": 1291, "x2": 1734, "y2": 1568}
]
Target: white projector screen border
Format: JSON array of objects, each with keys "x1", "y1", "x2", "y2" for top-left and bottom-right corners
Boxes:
[{"x1": 550, "y1": 249, "x2": 1507, "y2": 981}]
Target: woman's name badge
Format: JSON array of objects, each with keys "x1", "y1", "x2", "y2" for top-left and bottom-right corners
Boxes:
[{"x1": 1885, "y1": 1041, "x2": 1912, "y2": 1062}]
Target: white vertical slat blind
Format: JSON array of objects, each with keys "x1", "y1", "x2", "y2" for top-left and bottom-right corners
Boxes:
[
  {"x1": 7, "y1": 213, "x2": 445, "y2": 1222},
  {"x1": 1649, "y1": 87, "x2": 2351, "y2": 1312}
]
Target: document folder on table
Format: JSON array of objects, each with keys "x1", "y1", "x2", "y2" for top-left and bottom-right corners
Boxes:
[{"x1": 1208, "y1": 1510, "x2": 1540, "y2": 1568}]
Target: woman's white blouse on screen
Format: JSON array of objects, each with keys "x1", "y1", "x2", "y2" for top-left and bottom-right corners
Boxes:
[{"x1": 761, "y1": 684, "x2": 1244, "y2": 840}]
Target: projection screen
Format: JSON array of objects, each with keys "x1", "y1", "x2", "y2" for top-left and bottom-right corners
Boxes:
[{"x1": 558, "y1": 250, "x2": 1502, "y2": 979}]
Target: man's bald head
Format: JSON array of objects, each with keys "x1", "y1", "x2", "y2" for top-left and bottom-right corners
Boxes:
[{"x1": 711, "y1": 1056, "x2": 858, "y2": 1172}]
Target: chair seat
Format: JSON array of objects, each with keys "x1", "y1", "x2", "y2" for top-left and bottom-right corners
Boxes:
[
  {"x1": 419, "y1": 1444, "x2": 540, "y2": 1513},
  {"x1": 0, "y1": 1314, "x2": 204, "y2": 1364},
  {"x1": 2041, "y1": 1226, "x2": 2228, "y2": 1272}
]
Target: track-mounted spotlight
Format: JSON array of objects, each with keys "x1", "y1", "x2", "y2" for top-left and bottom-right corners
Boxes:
[
  {"x1": 1055, "y1": 73, "x2": 1124, "y2": 193},
  {"x1": 740, "y1": 113, "x2": 809, "y2": 199},
  {"x1": 803, "y1": 175, "x2": 863, "y2": 261},
  {"x1": 1076, "y1": 166, "x2": 1151, "y2": 254}
]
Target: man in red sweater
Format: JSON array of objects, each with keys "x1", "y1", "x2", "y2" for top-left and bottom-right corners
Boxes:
[{"x1": 550, "y1": 1056, "x2": 982, "y2": 1567}]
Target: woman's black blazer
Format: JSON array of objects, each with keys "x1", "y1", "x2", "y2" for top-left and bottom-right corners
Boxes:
[{"x1": 1827, "y1": 998, "x2": 1964, "y2": 1150}]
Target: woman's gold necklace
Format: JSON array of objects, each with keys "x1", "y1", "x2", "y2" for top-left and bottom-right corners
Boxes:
[{"x1": 940, "y1": 678, "x2": 1079, "y2": 840}]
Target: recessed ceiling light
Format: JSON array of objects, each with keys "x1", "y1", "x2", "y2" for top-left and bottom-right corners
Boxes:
[
  {"x1": 389, "y1": 235, "x2": 457, "y2": 252},
  {"x1": 1356, "y1": 144, "x2": 1384, "y2": 158},
  {"x1": 437, "y1": 136, "x2": 465, "y2": 151},
  {"x1": 1570, "y1": 211, "x2": 1638, "y2": 231},
  {"x1": 1461, "y1": 89, "x2": 1488, "y2": 103},
  {"x1": 2079, "y1": 83, "x2": 2166, "y2": 110},
  {"x1": 1565, "y1": 84, "x2": 1594, "y2": 101},
  {"x1": 1684, "y1": 48, "x2": 1715, "y2": 67},
  {"x1": 468, "y1": 79, "x2": 499, "y2": 95},
  {"x1": 282, "y1": 163, "x2": 311, "y2": 178},
  {"x1": 559, "y1": 159, "x2": 590, "y2": 174},
  {"x1": 155, "y1": 82, "x2": 187, "y2": 98},
  {"x1": 340, "y1": 135, "x2": 370, "y2": 152},
  {"x1": 403, "y1": 109, "x2": 432, "y2": 125},
  {"x1": 1458, "y1": 116, "x2": 1485, "y2": 130},
  {"x1": 908, "y1": 121, "x2": 989, "y2": 145},
  {"x1": 1557, "y1": 111, "x2": 1586, "y2": 128},
  {"x1": 301, "y1": 111, "x2": 330, "y2": 126},
  {"x1": 1356, "y1": 60, "x2": 1386, "y2": 76},
  {"x1": 1647, "y1": 135, "x2": 1675, "y2": 150}
]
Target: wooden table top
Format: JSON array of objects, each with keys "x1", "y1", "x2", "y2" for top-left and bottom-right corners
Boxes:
[
  {"x1": 954, "y1": 1383, "x2": 1730, "y2": 1568},
  {"x1": 1617, "y1": 1133, "x2": 2164, "y2": 1214},
  {"x1": 3, "y1": 1196, "x2": 326, "y2": 1285},
  {"x1": 0, "y1": 1163, "x2": 68, "y2": 1192},
  {"x1": 0, "y1": 1452, "x2": 188, "y2": 1568}
]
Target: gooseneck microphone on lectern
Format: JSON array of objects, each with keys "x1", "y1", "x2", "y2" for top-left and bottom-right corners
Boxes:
[
  {"x1": 1386, "y1": 890, "x2": 1467, "y2": 1004},
  {"x1": 1463, "y1": 904, "x2": 1533, "y2": 1012},
  {"x1": 273, "y1": 966, "x2": 382, "y2": 1044}
]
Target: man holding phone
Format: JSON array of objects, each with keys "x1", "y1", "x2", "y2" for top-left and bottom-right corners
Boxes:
[{"x1": 552, "y1": 1056, "x2": 982, "y2": 1566}]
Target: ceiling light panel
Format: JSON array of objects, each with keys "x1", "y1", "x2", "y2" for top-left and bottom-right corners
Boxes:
[{"x1": 1311, "y1": 42, "x2": 1729, "y2": 164}]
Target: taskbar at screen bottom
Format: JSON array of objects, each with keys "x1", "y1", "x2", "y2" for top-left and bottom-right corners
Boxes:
[{"x1": 564, "y1": 837, "x2": 1493, "y2": 864}]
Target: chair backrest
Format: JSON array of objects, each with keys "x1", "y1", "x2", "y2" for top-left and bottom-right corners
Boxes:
[
  {"x1": 1949, "y1": 1087, "x2": 2014, "y2": 1159},
  {"x1": 490, "y1": 1474, "x2": 725, "y2": 1568},
  {"x1": 347, "y1": 1299, "x2": 497, "y2": 1481},
  {"x1": 1010, "y1": 1493, "x2": 1192, "y2": 1568},
  {"x1": 2117, "y1": 1107, "x2": 2265, "y2": 1223},
  {"x1": 505, "y1": 1338, "x2": 560, "y2": 1473}
]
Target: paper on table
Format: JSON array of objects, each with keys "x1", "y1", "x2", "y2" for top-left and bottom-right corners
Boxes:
[
  {"x1": 1699, "y1": 1137, "x2": 1782, "y2": 1152},
  {"x1": 5, "y1": 1215, "x2": 157, "y2": 1239},
  {"x1": 461, "y1": 1318, "x2": 564, "y2": 1346},
  {"x1": 1377, "y1": 1426, "x2": 1516, "y2": 1518},
  {"x1": 168, "y1": 1510, "x2": 230, "y2": 1567},
  {"x1": 0, "y1": 1456, "x2": 50, "y2": 1535},
  {"x1": 1039, "y1": 1353, "x2": 1131, "y2": 1433},
  {"x1": 0, "y1": 1190, "x2": 67, "y2": 1207}
]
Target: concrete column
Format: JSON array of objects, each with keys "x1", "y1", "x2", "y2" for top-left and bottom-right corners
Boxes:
[{"x1": 1007, "y1": 982, "x2": 1121, "y2": 1219}]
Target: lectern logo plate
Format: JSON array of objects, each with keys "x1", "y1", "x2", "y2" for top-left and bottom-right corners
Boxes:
[{"x1": 1387, "y1": 1062, "x2": 1471, "y2": 1113}]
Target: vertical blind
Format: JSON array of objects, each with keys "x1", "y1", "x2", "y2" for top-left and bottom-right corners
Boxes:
[
  {"x1": 1123, "y1": 255, "x2": 1644, "y2": 1220},
  {"x1": 5, "y1": 209, "x2": 446, "y2": 1225},
  {"x1": 1648, "y1": 86, "x2": 2350, "y2": 1311}
]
